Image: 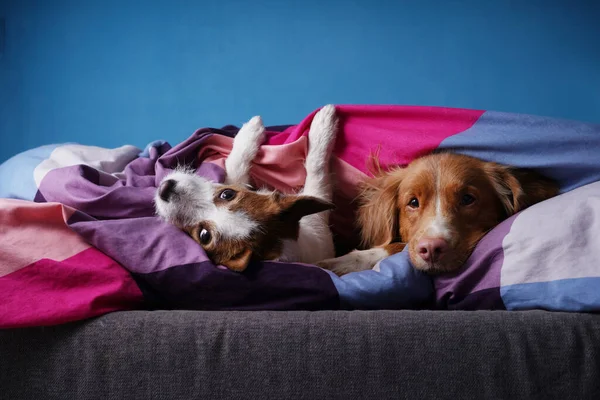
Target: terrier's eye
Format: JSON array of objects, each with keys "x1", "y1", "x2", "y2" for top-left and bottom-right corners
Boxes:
[
  {"x1": 219, "y1": 189, "x2": 236, "y2": 201},
  {"x1": 199, "y1": 228, "x2": 212, "y2": 245},
  {"x1": 408, "y1": 198, "x2": 419, "y2": 208},
  {"x1": 460, "y1": 194, "x2": 476, "y2": 206}
]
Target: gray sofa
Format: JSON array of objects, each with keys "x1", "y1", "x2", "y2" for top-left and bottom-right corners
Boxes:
[{"x1": 2, "y1": 310, "x2": 600, "y2": 399}]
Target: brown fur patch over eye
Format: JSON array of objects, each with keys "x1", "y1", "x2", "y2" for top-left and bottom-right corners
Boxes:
[{"x1": 184, "y1": 186, "x2": 334, "y2": 272}]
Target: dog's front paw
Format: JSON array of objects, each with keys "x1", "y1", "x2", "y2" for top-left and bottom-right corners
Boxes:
[
  {"x1": 313, "y1": 104, "x2": 337, "y2": 127},
  {"x1": 225, "y1": 115, "x2": 267, "y2": 185},
  {"x1": 316, "y1": 257, "x2": 354, "y2": 277},
  {"x1": 310, "y1": 105, "x2": 338, "y2": 143},
  {"x1": 315, "y1": 258, "x2": 334, "y2": 270},
  {"x1": 239, "y1": 115, "x2": 266, "y2": 145},
  {"x1": 316, "y1": 248, "x2": 388, "y2": 276},
  {"x1": 306, "y1": 105, "x2": 338, "y2": 171}
]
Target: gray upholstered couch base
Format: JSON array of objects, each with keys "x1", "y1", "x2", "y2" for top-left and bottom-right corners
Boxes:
[{"x1": 2, "y1": 310, "x2": 599, "y2": 400}]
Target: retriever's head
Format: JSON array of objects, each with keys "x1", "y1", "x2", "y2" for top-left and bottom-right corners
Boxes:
[{"x1": 358, "y1": 153, "x2": 558, "y2": 273}]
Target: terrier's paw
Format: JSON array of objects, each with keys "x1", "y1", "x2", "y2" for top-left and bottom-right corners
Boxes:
[
  {"x1": 310, "y1": 105, "x2": 337, "y2": 141},
  {"x1": 306, "y1": 105, "x2": 338, "y2": 168},
  {"x1": 225, "y1": 115, "x2": 266, "y2": 185},
  {"x1": 314, "y1": 104, "x2": 336, "y2": 122},
  {"x1": 238, "y1": 115, "x2": 266, "y2": 145}
]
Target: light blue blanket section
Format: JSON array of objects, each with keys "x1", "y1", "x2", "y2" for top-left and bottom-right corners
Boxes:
[
  {"x1": 327, "y1": 249, "x2": 434, "y2": 310},
  {"x1": 501, "y1": 278, "x2": 600, "y2": 312},
  {"x1": 0, "y1": 141, "x2": 165, "y2": 201},
  {"x1": 138, "y1": 140, "x2": 167, "y2": 158},
  {"x1": 0, "y1": 143, "x2": 68, "y2": 200},
  {"x1": 438, "y1": 111, "x2": 600, "y2": 193}
]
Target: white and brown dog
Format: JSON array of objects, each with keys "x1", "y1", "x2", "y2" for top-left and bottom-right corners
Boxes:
[{"x1": 155, "y1": 105, "x2": 338, "y2": 272}]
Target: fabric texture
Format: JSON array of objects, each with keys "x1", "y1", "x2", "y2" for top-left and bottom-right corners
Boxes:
[
  {"x1": 0, "y1": 199, "x2": 143, "y2": 328},
  {"x1": 1, "y1": 310, "x2": 599, "y2": 400},
  {"x1": 2, "y1": 105, "x2": 600, "y2": 328}
]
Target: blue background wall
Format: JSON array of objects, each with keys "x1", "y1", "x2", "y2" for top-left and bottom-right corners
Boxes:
[{"x1": 1, "y1": 0, "x2": 599, "y2": 162}]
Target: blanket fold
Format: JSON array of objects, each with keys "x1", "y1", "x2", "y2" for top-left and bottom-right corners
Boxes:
[{"x1": 1, "y1": 105, "x2": 599, "y2": 328}]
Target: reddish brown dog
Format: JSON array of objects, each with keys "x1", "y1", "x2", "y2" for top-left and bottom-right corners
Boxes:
[{"x1": 317, "y1": 152, "x2": 558, "y2": 275}]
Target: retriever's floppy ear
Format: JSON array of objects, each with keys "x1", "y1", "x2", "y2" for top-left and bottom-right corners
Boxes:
[
  {"x1": 485, "y1": 163, "x2": 559, "y2": 216},
  {"x1": 357, "y1": 168, "x2": 404, "y2": 248}
]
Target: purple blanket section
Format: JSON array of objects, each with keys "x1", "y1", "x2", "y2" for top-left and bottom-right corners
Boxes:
[
  {"x1": 433, "y1": 215, "x2": 515, "y2": 310},
  {"x1": 36, "y1": 128, "x2": 340, "y2": 311}
]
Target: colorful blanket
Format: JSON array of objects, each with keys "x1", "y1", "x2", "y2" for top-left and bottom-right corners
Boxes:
[{"x1": 1, "y1": 105, "x2": 600, "y2": 328}]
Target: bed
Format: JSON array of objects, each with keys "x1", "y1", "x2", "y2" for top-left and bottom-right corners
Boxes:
[{"x1": 1, "y1": 105, "x2": 600, "y2": 399}]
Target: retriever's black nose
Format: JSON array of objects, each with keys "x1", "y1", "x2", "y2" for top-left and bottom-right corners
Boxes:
[{"x1": 158, "y1": 179, "x2": 177, "y2": 202}]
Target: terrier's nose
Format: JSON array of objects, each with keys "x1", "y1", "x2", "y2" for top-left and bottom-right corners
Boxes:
[{"x1": 158, "y1": 179, "x2": 177, "y2": 202}]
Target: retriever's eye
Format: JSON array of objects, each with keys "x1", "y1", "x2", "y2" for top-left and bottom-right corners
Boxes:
[
  {"x1": 199, "y1": 228, "x2": 212, "y2": 245},
  {"x1": 408, "y1": 198, "x2": 419, "y2": 208},
  {"x1": 219, "y1": 189, "x2": 236, "y2": 201},
  {"x1": 461, "y1": 194, "x2": 476, "y2": 206}
]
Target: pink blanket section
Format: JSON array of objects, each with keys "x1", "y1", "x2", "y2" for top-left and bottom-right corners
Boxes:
[
  {"x1": 199, "y1": 105, "x2": 484, "y2": 244},
  {"x1": 0, "y1": 200, "x2": 143, "y2": 328}
]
